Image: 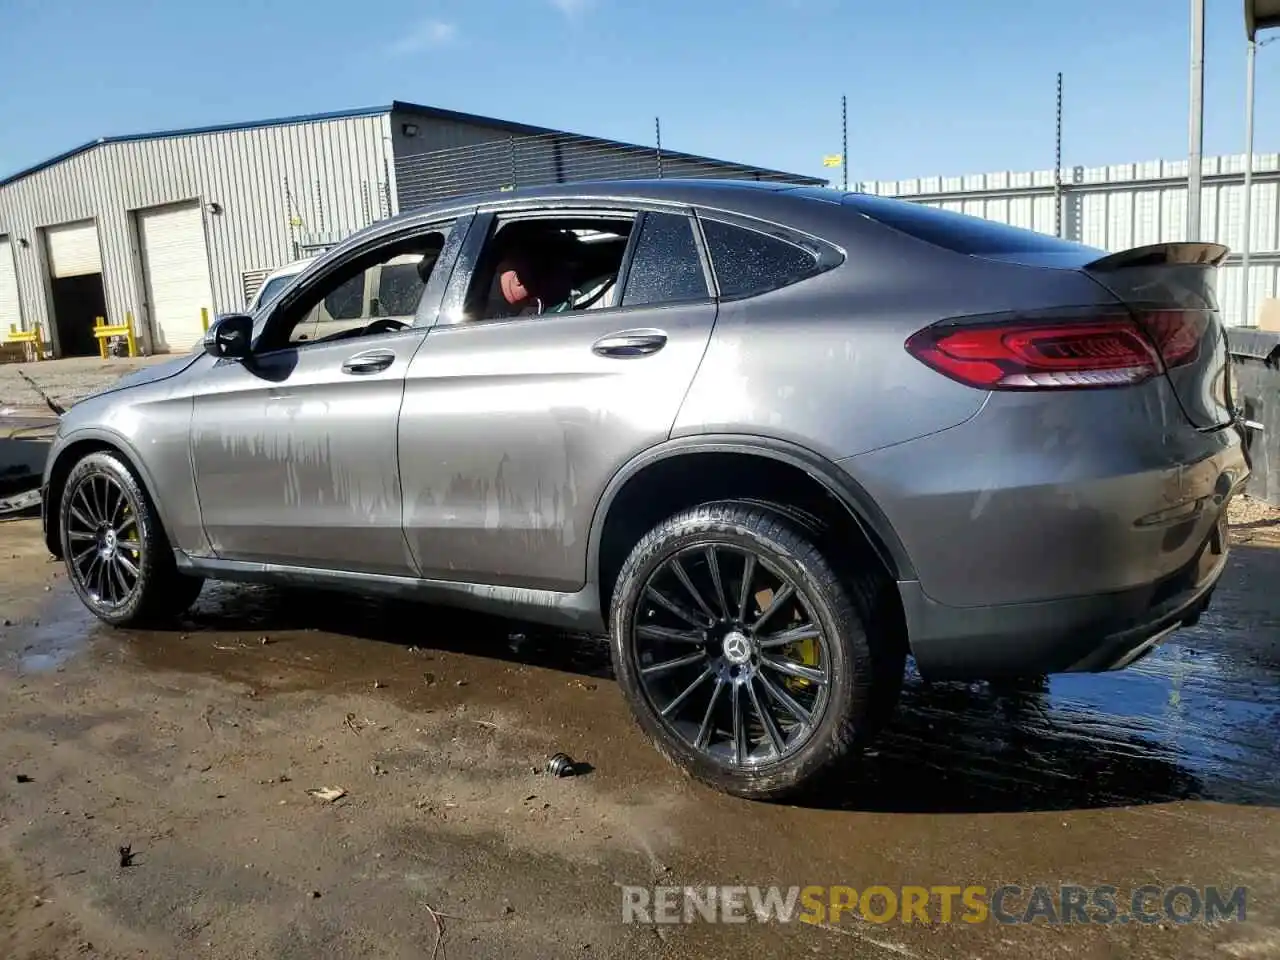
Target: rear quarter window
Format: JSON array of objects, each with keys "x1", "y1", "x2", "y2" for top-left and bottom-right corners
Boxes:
[{"x1": 700, "y1": 218, "x2": 824, "y2": 299}]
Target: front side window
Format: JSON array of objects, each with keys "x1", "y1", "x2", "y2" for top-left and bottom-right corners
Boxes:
[
  {"x1": 620, "y1": 212, "x2": 708, "y2": 307},
  {"x1": 263, "y1": 228, "x2": 449, "y2": 351},
  {"x1": 701, "y1": 218, "x2": 822, "y2": 299}
]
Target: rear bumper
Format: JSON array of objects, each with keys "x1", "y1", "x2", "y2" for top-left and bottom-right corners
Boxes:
[{"x1": 899, "y1": 511, "x2": 1230, "y2": 680}]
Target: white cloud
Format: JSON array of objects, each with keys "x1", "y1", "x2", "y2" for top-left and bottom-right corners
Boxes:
[
  {"x1": 549, "y1": 0, "x2": 591, "y2": 18},
  {"x1": 389, "y1": 19, "x2": 458, "y2": 55}
]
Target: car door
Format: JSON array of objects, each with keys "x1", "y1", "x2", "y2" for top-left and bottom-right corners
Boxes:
[
  {"x1": 190, "y1": 215, "x2": 469, "y2": 575},
  {"x1": 398, "y1": 204, "x2": 719, "y2": 590}
]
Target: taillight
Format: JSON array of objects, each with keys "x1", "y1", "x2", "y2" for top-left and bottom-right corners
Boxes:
[
  {"x1": 906, "y1": 314, "x2": 1168, "y2": 390},
  {"x1": 1134, "y1": 309, "x2": 1207, "y2": 371}
]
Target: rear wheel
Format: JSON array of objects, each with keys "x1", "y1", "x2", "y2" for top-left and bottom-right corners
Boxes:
[
  {"x1": 59, "y1": 451, "x2": 205, "y2": 627},
  {"x1": 609, "y1": 501, "x2": 904, "y2": 801}
]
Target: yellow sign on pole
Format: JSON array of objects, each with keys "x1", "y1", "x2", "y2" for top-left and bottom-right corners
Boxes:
[{"x1": 822, "y1": 154, "x2": 843, "y2": 168}]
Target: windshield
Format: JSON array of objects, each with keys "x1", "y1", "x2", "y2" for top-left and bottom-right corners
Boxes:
[{"x1": 252, "y1": 274, "x2": 296, "y2": 311}]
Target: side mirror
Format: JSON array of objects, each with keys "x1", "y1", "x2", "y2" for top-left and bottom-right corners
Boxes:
[{"x1": 203, "y1": 313, "x2": 253, "y2": 359}]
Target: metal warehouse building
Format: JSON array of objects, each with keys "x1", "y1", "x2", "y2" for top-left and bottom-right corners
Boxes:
[
  {"x1": 0, "y1": 101, "x2": 820, "y2": 358},
  {"x1": 857, "y1": 152, "x2": 1280, "y2": 328}
]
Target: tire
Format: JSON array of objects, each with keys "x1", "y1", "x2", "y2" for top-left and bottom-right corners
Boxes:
[
  {"x1": 609, "y1": 500, "x2": 904, "y2": 801},
  {"x1": 59, "y1": 451, "x2": 205, "y2": 627}
]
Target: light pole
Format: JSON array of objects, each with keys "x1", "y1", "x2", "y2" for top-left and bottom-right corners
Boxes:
[
  {"x1": 1189, "y1": 0, "x2": 1205, "y2": 241},
  {"x1": 1242, "y1": 1, "x2": 1280, "y2": 326}
]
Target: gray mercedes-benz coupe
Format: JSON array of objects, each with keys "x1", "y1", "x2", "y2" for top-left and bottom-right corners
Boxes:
[{"x1": 42, "y1": 180, "x2": 1248, "y2": 799}]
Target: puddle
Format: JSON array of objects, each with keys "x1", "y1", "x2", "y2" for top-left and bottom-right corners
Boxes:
[{"x1": 8, "y1": 545, "x2": 1280, "y2": 814}]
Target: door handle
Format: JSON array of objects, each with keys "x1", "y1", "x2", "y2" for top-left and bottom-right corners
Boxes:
[
  {"x1": 341, "y1": 349, "x2": 395, "y2": 375},
  {"x1": 591, "y1": 329, "x2": 668, "y2": 359}
]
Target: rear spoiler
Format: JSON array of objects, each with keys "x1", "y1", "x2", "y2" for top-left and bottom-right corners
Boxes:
[{"x1": 1084, "y1": 242, "x2": 1230, "y2": 273}]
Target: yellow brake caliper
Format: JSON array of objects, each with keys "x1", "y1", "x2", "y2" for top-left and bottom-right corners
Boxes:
[{"x1": 754, "y1": 588, "x2": 817, "y2": 695}]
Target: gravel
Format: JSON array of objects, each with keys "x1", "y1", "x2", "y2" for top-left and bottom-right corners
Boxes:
[{"x1": 0, "y1": 356, "x2": 173, "y2": 409}]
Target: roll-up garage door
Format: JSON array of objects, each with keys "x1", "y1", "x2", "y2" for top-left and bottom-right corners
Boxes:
[
  {"x1": 46, "y1": 220, "x2": 102, "y2": 278},
  {"x1": 138, "y1": 201, "x2": 214, "y2": 352},
  {"x1": 0, "y1": 237, "x2": 20, "y2": 330}
]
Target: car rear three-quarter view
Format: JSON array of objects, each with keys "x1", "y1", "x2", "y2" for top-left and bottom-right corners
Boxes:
[
  {"x1": 39, "y1": 180, "x2": 1249, "y2": 802},
  {"x1": 605, "y1": 185, "x2": 1247, "y2": 799}
]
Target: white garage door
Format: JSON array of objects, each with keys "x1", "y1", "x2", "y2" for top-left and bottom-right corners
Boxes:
[
  {"x1": 45, "y1": 220, "x2": 102, "y2": 278},
  {"x1": 0, "y1": 238, "x2": 20, "y2": 331},
  {"x1": 138, "y1": 201, "x2": 214, "y2": 352}
]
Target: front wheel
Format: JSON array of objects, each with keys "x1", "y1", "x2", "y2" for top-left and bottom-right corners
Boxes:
[
  {"x1": 59, "y1": 451, "x2": 205, "y2": 627},
  {"x1": 609, "y1": 501, "x2": 902, "y2": 801}
]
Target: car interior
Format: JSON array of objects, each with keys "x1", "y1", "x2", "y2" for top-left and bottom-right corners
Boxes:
[{"x1": 463, "y1": 217, "x2": 634, "y2": 321}]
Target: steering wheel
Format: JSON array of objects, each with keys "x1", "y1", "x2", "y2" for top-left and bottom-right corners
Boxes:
[{"x1": 365, "y1": 318, "x2": 410, "y2": 335}]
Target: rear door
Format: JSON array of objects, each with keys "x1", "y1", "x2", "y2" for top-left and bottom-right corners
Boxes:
[{"x1": 398, "y1": 204, "x2": 718, "y2": 590}]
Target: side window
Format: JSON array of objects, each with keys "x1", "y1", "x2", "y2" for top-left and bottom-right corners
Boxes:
[
  {"x1": 322, "y1": 274, "x2": 366, "y2": 322},
  {"x1": 376, "y1": 258, "x2": 428, "y2": 317},
  {"x1": 701, "y1": 218, "x2": 822, "y2": 299},
  {"x1": 266, "y1": 228, "x2": 449, "y2": 351},
  {"x1": 462, "y1": 216, "x2": 634, "y2": 322},
  {"x1": 620, "y1": 213, "x2": 708, "y2": 307}
]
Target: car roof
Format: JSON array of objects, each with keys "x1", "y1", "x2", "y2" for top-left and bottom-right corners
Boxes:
[{"x1": 375, "y1": 179, "x2": 841, "y2": 233}]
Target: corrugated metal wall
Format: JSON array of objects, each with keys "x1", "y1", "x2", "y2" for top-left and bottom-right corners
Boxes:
[
  {"x1": 0, "y1": 112, "x2": 394, "y2": 350},
  {"x1": 857, "y1": 153, "x2": 1280, "y2": 327},
  {"x1": 393, "y1": 131, "x2": 797, "y2": 210}
]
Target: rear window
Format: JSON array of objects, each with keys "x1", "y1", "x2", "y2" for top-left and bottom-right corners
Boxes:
[{"x1": 846, "y1": 193, "x2": 1098, "y2": 257}]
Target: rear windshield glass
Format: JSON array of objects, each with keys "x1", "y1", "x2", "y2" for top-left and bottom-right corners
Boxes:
[{"x1": 845, "y1": 193, "x2": 1098, "y2": 257}]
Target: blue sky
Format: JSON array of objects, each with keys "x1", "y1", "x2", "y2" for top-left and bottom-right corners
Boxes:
[{"x1": 2, "y1": 0, "x2": 1278, "y2": 185}]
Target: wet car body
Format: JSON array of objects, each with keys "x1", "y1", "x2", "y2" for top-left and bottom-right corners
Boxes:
[{"x1": 40, "y1": 179, "x2": 1249, "y2": 798}]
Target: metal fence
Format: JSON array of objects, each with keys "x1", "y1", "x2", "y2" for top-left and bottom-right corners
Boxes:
[{"x1": 394, "y1": 131, "x2": 822, "y2": 211}]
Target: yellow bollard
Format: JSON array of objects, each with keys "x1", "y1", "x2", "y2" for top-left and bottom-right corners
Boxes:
[
  {"x1": 94, "y1": 316, "x2": 108, "y2": 359},
  {"x1": 92, "y1": 314, "x2": 139, "y2": 359},
  {"x1": 201, "y1": 306, "x2": 209, "y2": 332}
]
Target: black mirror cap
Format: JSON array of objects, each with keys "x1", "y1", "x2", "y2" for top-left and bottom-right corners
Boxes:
[{"x1": 204, "y1": 313, "x2": 253, "y2": 359}]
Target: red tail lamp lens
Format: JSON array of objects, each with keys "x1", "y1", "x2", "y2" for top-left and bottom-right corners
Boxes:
[{"x1": 905, "y1": 318, "x2": 1163, "y2": 390}]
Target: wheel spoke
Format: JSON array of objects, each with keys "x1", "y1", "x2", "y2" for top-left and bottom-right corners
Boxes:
[
  {"x1": 71, "y1": 493, "x2": 95, "y2": 530},
  {"x1": 86, "y1": 555, "x2": 105, "y2": 600},
  {"x1": 79, "y1": 553, "x2": 100, "y2": 586},
  {"x1": 761, "y1": 655, "x2": 827, "y2": 686},
  {"x1": 705, "y1": 546, "x2": 730, "y2": 620},
  {"x1": 747, "y1": 676, "x2": 786, "y2": 758},
  {"x1": 640, "y1": 650, "x2": 707, "y2": 677},
  {"x1": 67, "y1": 530, "x2": 96, "y2": 542},
  {"x1": 117, "y1": 539, "x2": 142, "y2": 553},
  {"x1": 645, "y1": 585, "x2": 707, "y2": 629},
  {"x1": 695, "y1": 678, "x2": 725, "y2": 749},
  {"x1": 752, "y1": 583, "x2": 795, "y2": 631},
  {"x1": 108, "y1": 557, "x2": 130, "y2": 601},
  {"x1": 115, "y1": 550, "x2": 139, "y2": 578},
  {"x1": 671, "y1": 557, "x2": 717, "y2": 623},
  {"x1": 109, "y1": 483, "x2": 126, "y2": 526},
  {"x1": 102, "y1": 554, "x2": 118, "y2": 603},
  {"x1": 90, "y1": 478, "x2": 106, "y2": 523},
  {"x1": 636, "y1": 623, "x2": 704, "y2": 645},
  {"x1": 757, "y1": 671, "x2": 813, "y2": 726},
  {"x1": 660, "y1": 666, "x2": 714, "y2": 718},
  {"x1": 72, "y1": 543, "x2": 97, "y2": 565},
  {"x1": 736, "y1": 554, "x2": 757, "y2": 622},
  {"x1": 757, "y1": 622, "x2": 822, "y2": 649},
  {"x1": 731, "y1": 681, "x2": 747, "y2": 765}
]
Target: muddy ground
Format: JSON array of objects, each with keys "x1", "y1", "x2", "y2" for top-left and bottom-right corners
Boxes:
[{"x1": 1, "y1": 506, "x2": 1279, "y2": 959}]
